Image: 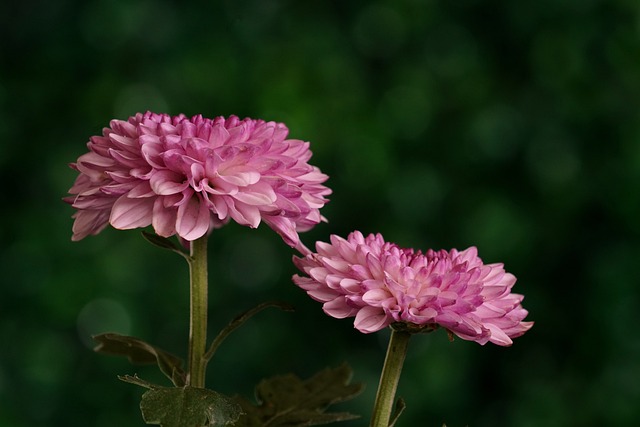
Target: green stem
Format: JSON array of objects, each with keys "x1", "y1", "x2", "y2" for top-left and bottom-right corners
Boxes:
[
  {"x1": 370, "y1": 329, "x2": 412, "y2": 427},
  {"x1": 187, "y1": 236, "x2": 209, "y2": 388}
]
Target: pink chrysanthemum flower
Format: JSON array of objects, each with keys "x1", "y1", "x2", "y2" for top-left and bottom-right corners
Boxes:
[
  {"x1": 293, "y1": 231, "x2": 533, "y2": 346},
  {"x1": 65, "y1": 112, "x2": 331, "y2": 248}
]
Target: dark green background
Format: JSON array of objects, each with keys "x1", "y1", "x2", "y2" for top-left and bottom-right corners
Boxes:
[{"x1": 1, "y1": 0, "x2": 639, "y2": 426}]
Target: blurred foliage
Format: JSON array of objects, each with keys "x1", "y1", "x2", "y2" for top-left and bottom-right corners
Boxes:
[{"x1": 1, "y1": 0, "x2": 640, "y2": 426}]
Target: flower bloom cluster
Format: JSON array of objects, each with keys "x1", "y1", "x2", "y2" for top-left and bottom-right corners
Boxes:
[
  {"x1": 65, "y1": 112, "x2": 331, "y2": 248},
  {"x1": 293, "y1": 231, "x2": 533, "y2": 345}
]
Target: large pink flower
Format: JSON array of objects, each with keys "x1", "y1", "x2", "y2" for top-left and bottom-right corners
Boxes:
[
  {"x1": 65, "y1": 112, "x2": 331, "y2": 248},
  {"x1": 293, "y1": 231, "x2": 533, "y2": 346}
]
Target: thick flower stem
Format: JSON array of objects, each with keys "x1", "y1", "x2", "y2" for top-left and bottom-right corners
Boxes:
[
  {"x1": 188, "y1": 236, "x2": 209, "y2": 389},
  {"x1": 370, "y1": 329, "x2": 412, "y2": 427}
]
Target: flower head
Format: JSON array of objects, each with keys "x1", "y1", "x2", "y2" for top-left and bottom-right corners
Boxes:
[
  {"x1": 65, "y1": 112, "x2": 331, "y2": 248},
  {"x1": 293, "y1": 231, "x2": 533, "y2": 346}
]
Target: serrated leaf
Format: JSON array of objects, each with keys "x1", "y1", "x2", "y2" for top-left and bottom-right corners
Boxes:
[
  {"x1": 140, "y1": 386, "x2": 243, "y2": 427},
  {"x1": 119, "y1": 374, "x2": 158, "y2": 389},
  {"x1": 234, "y1": 363, "x2": 364, "y2": 426},
  {"x1": 93, "y1": 333, "x2": 186, "y2": 386}
]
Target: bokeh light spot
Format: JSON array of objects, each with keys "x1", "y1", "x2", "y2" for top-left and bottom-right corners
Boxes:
[
  {"x1": 113, "y1": 84, "x2": 169, "y2": 119},
  {"x1": 353, "y1": 4, "x2": 406, "y2": 58},
  {"x1": 79, "y1": 0, "x2": 137, "y2": 50},
  {"x1": 387, "y1": 165, "x2": 444, "y2": 227},
  {"x1": 526, "y1": 135, "x2": 581, "y2": 193},
  {"x1": 470, "y1": 105, "x2": 524, "y2": 162},
  {"x1": 227, "y1": 233, "x2": 282, "y2": 291},
  {"x1": 77, "y1": 298, "x2": 132, "y2": 348},
  {"x1": 378, "y1": 84, "x2": 433, "y2": 140}
]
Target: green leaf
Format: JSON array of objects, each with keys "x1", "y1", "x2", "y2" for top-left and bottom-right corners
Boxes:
[
  {"x1": 234, "y1": 363, "x2": 364, "y2": 426},
  {"x1": 139, "y1": 385, "x2": 243, "y2": 427},
  {"x1": 141, "y1": 231, "x2": 190, "y2": 261},
  {"x1": 388, "y1": 398, "x2": 406, "y2": 427},
  {"x1": 93, "y1": 333, "x2": 186, "y2": 386},
  {"x1": 119, "y1": 374, "x2": 157, "y2": 389}
]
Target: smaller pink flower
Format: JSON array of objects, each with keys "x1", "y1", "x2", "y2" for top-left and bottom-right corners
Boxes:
[
  {"x1": 293, "y1": 231, "x2": 533, "y2": 346},
  {"x1": 65, "y1": 112, "x2": 331, "y2": 248}
]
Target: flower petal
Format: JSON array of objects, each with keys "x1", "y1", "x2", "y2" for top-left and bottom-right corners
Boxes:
[
  {"x1": 292, "y1": 231, "x2": 532, "y2": 345},
  {"x1": 176, "y1": 196, "x2": 211, "y2": 241},
  {"x1": 354, "y1": 306, "x2": 390, "y2": 333},
  {"x1": 323, "y1": 298, "x2": 358, "y2": 319},
  {"x1": 110, "y1": 196, "x2": 154, "y2": 230},
  {"x1": 67, "y1": 111, "x2": 330, "y2": 247}
]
